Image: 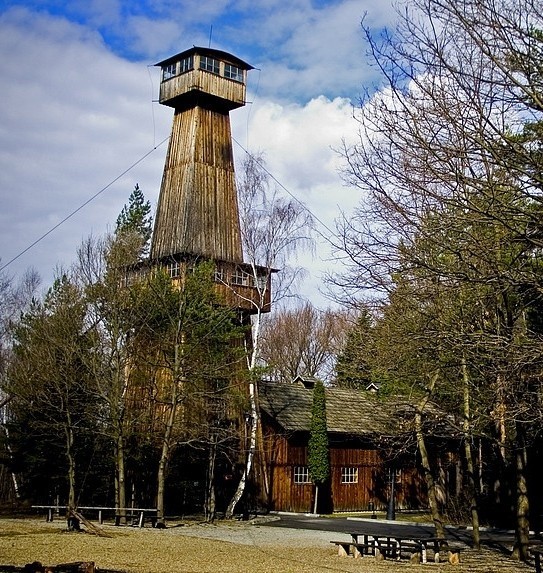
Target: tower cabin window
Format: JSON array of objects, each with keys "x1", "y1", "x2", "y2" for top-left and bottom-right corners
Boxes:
[
  {"x1": 162, "y1": 62, "x2": 178, "y2": 81},
  {"x1": 162, "y1": 56, "x2": 193, "y2": 81},
  {"x1": 179, "y1": 55, "x2": 193, "y2": 73},
  {"x1": 199, "y1": 55, "x2": 220, "y2": 75},
  {"x1": 224, "y1": 63, "x2": 244, "y2": 83},
  {"x1": 231, "y1": 267, "x2": 251, "y2": 287}
]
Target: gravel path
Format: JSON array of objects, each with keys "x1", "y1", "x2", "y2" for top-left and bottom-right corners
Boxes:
[{"x1": 0, "y1": 517, "x2": 537, "y2": 573}]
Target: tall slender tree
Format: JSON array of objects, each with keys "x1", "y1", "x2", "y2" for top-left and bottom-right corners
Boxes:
[
  {"x1": 7, "y1": 275, "x2": 95, "y2": 509},
  {"x1": 226, "y1": 153, "x2": 314, "y2": 518},
  {"x1": 307, "y1": 380, "x2": 329, "y2": 514}
]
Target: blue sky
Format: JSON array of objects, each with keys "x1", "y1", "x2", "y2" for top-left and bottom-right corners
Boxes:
[{"x1": 0, "y1": 0, "x2": 396, "y2": 306}]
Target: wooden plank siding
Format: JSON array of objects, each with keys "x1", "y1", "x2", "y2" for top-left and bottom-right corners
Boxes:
[
  {"x1": 261, "y1": 428, "x2": 428, "y2": 514},
  {"x1": 159, "y1": 68, "x2": 247, "y2": 110},
  {"x1": 151, "y1": 107, "x2": 244, "y2": 264},
  {"x1": 123, "y1": 258, "x2": 271, "y2": 314}
]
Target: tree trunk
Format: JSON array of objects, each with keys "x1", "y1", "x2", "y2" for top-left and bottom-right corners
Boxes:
[
  {"x1": 205, "y1": 434, "x2": 217, "y2": 522},
  {"x1": 116, "y1": 435, "x2": 127, "y2": 525},
  {"x1": 415, "y1": 373, "x2": 445, "y2": 540},
  {"x1": 226, "y1": 380, "x2": 257, "y2": 518},
  {"x1": 65, "y1": 413, "x2": 76, "y2": 510},
  {"x1": 461, "y1": 357, "x2": 480, "y2": 549},
  {"x1": 156, "y1": 380, "x2": 179, "y2": 524},
  {"x1": 512, "y1": 420, "x2": 530, "y2": 561}
]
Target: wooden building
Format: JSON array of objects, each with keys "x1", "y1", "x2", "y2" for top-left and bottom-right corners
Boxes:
[
  {"x1": 151, "y1": 46, "x2": 271, "y2": 315},
  {"x1": 257, "y1": 380, "x2": 460, "y2": 514}
]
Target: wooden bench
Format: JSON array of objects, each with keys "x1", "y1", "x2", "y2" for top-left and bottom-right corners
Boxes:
[
  {"x1": 32, "y1": 505, "x2": 158, "y2": 528},
  {"x1": 352, "y1": 542, "x2": 376, "y2": 558}
]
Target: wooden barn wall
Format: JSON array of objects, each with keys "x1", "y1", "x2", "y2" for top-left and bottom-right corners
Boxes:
[
  {"x1": 261, "y1": 427, "x2": 429, "y2": 513},
  {"x1": 151, "y1": 107, "x2": 243, "y2": 263}
]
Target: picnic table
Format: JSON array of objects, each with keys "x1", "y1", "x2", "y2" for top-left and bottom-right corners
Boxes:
[
  {"x1": 32, "y1": 505, "x2": 158, "y2": 528},
  {"x1": 331, "y1": 531, "x2": 452, "y2": 563}
]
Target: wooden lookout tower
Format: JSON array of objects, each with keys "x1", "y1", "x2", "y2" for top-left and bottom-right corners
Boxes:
[{"x1": 152, "y1": 46, "x2": 271, "y2": 315}]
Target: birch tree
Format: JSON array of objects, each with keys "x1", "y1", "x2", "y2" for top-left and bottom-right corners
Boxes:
[{"x1": 225, "y1": 153, "x2": 314, "y2": 517}]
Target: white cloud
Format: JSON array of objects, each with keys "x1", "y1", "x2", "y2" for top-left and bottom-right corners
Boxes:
[
  {"x1": 0, "y1": 3, "x2": 389, "y2": 306},
  {"x1": 232, "y1": 95, "x2": 361, "y2": 306},
  {"x1": 0, "y1": 8, "x2": 170, "y2": 286}
]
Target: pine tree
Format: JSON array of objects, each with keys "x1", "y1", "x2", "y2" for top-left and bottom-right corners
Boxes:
[{"x1": 115, "y1": 184, "x2": 152, "y2": 258}]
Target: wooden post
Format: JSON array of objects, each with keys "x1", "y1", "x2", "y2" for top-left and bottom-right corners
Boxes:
[
  {"x1": 98, "y1": 510, "x2": 103, "y2": 524},
  {"x1": 138, "y1": 511, "x2": 144, "y2": 528},
  {"x1": 47, "y1": 508, "x2": 53, "y2": 522}
]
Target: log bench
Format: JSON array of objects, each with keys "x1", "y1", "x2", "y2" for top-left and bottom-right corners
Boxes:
[
  {"x1": 330, "y1": 540, "x2": 353, "y2": 557},
  {"x1": 341, "y1": 532, "x2": 461, "y2": 564},
  {"x1": 330, "y1": 540, "x2": 375, "y2": 558}
]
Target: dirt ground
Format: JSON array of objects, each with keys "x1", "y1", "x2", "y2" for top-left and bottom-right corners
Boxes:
[{"x1": 0, "y1": 517, "x2": 536, "y2": 573}]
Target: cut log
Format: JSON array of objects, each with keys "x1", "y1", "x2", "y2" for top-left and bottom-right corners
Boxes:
[{"x1": 68, "y1": 509, "x2": 111, "y2": 538}]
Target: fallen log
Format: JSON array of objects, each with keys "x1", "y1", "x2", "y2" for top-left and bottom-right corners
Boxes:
[{"x1": 68, "y1": 509, "x2": 111, "y2": 538}]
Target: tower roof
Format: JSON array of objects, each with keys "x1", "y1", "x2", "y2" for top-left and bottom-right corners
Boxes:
[{"x1": 155, "y1": 46, "x2": 254, "y2": 71}]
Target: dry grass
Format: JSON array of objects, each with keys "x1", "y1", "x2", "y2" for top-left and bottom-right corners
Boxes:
[{"x1": 0, "y1": 517, "x2": 535, "y2": 573}]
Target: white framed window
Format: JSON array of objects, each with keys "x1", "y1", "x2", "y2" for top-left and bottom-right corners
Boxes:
[
  {"x1": 214, "y1": 268, "x2": 226, "y2": 283},
  {"x1": 166, "y1": 261, "x2": 181, "y2": 278},
  {"x1": 224, "y1": 63, "x2": 243, "y2": 82},
  {"x1": 163, "y1": 63, "x2": 177, "y2": 81},
  {"x1": 179, "y1": 55, "x2": 193, "y2": 73},
  {"x1": 230, "y1": 267, "x2": 251, "y2": 287},
  {"x1": 341, "y1": 467, "x2": 359, "y2": 484},
  {"x1": 293, "y1": 466, "x2": 311, "y2": 484},
  {"x1": 200, "y1": 56, "x2": 220, "y2": 74}
]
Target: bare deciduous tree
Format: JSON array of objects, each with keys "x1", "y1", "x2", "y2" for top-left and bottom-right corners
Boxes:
[
  {"x1": 260, "y1": 302, "x2": 349, "y2": 384},
  {"x1": 332, "y1": 0, "x2": 543, "y2": 557},
  {"x1": 225, "y1": 153, "x2": 314, "y2": 518}
]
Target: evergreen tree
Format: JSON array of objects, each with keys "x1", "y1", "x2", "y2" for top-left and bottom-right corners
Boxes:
[
  {"x1": 115, "y1": 184, "x2": 152, "y2": 259},
  {"x1": 335, "y1": 308, "x2": 374, "y2": 389},
  {"x1": 7, "y1": 275, "x2": 97, "y2": 508},
  {"x1": 307, "y1": 380, "x2": 329, "y2": 514}
]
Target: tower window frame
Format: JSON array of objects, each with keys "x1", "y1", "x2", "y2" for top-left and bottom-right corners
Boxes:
[
  {"x1": 199, "y1": 56, "x2": 220, "y2": 75},
  {"x1": 224, "y1": 63, "x2": 244, "y2": 83},
  {"x1": 162, "y1": 62, "x2": 178, "y2": 81},
  {"x1": 230, "y1": 267, "x2": 251, "y2": 287},
  {"x1": 166, "y1": 261, "x2": 181, "y2": 278},
  {"x1": 179, "y1": 55, "x2": 194, "y2": 74}
]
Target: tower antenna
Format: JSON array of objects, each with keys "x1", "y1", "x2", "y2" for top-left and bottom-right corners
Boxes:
[{"x1": 208, "y1": 25, "x2": 213, "y2": 47}]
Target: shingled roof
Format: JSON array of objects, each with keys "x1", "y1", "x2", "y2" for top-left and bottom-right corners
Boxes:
[
  {"x1": 259, "y1": 382, "x2": 396, "y2": 437},
  {"x1": 258, "y1": 381, "x2": 455, "y2": 439}
]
